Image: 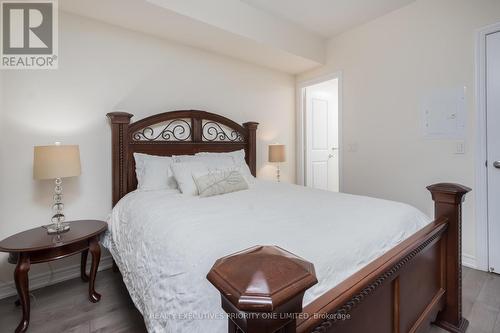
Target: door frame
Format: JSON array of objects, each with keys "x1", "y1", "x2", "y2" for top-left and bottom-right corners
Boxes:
[
  {"x1": 296, "y1": 71, "x2": 343, "y2": 190},
  {"x1": 475, "y1": 22, "x2": 500, "y2": 272}
]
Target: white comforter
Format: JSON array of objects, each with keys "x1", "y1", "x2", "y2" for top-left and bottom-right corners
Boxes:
[{"x1": 103, "y1": 180, "x2": 431, "y2": 333}]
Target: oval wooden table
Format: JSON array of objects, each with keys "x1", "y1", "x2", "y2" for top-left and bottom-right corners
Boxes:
[{"x1": 0, "y1": 220, "x2": 107, "y2": 333}]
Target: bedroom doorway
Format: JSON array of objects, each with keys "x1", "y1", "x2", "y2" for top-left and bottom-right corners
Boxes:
[
  {"x1": 486, "y1": 30, "x2": 500, "y2": 274},
  {"x1": 297, "y1": 74, "x2": 342, "y2": 192},
  {"x1": 476, "y1": 23, "x2": 500, "y2": 273}
]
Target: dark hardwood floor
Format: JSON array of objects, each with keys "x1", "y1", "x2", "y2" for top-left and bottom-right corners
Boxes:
[
  {"x1": 0, "y1": 266, "x2": 498, "y2": 332},
  {"x1": 430, "y1": 267, "x2": 500, "y2": 333},
  {"x1": 0, "y1": 269, "x2": 146, "y2": 333}
]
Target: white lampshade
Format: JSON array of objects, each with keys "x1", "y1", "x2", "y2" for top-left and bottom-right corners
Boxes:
[
  {"x1": 33, "y1": 144, "x2": 81, "y2": 180},
  {"x1": 268, "y1": 144, "x2": 286, "y2": 163}
]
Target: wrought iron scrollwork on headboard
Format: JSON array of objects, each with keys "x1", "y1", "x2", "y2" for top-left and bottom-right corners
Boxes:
[
  {"x1": 202, "y1": 120, "x2": 244, "y2": 142},
  {"x1": 132, "y1": 119, "x2": 191, "y2": 141},
  {"x1": 107, "y1": 110, "x2": 258, "y2": 206}
]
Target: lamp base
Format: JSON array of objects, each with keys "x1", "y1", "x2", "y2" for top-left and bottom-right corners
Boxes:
[
  {"x1": 43, "y1": 223, "x2": 70, "y2": 234},
  {"x1": 276, "y1": 163, "x2": 281, "y2": 183},
  {"x1": 44, "y1": 177, "x2": 70, "y2": 234}
]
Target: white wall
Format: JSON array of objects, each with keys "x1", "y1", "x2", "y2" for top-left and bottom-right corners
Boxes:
[
  {"x1": 0, "y1": 12, "x2": 295, "y2": 289},
  {"x1": 298, "y1": 0, "x2": 500, "y2": 267}
]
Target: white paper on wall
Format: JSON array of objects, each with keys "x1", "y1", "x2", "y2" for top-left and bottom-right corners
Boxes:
[{"x1": 421, "y1": 87, "x2": 466, "y2": 139}]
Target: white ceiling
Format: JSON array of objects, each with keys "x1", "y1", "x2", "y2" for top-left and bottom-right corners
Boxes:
[
  {"x1": 242, "y1": 0, "x2": 416, "y2": 37},
  {"x1": 61, "y1": 0, "x2": 325, "y2": 74},
  {"x1": 61, "y1": 0, "x2": 416, "y2": 74}
]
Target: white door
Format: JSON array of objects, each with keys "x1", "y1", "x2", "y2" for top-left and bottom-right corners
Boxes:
[
  {"x1": 487, "y1": 31, "x2": 500, "y2": 273},
  {"x1": 305, "y1": 79, "x2": 340, "y2": 191}
]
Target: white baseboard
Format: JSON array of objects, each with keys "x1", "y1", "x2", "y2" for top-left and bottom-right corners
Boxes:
[
  {"x1": 0, "y1": 255, "x2": 113, "y2": 300},
  {"x1": 463, "y1": 253, "x2": 477, "y2": 269}
]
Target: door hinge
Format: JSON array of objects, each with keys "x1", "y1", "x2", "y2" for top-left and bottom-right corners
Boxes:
[{"x1": 486, "y1": 160, "x2": 488, "y2": 167}]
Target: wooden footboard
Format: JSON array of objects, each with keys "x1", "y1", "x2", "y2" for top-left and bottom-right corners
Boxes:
[{"x1": 207, "y1": 183, "x2": 470, "y2": 333}]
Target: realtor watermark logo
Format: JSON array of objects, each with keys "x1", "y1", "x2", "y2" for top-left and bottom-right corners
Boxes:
[{"x1": 1, "y1": 0, "x2": 58, "y2": 69}]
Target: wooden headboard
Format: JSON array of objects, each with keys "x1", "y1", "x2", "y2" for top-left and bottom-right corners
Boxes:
[{"x1": 107, "y1": 110, "x2": 259, "y2": 206}]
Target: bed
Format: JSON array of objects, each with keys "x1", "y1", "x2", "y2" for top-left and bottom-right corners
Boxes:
[{"x1": 106, "y1": 110, "x2": 470, "y2": 333}]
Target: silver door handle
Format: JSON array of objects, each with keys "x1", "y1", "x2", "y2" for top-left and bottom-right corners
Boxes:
[
  {"x1": 331, "y1": 147, "x2": 339, "y2": 151},
  {"x1": 328, "y1": 154, "x2": 334, "y2": 158},
  {"x1": 494, "y1": 161, "x2": 500, "y2": 169}
]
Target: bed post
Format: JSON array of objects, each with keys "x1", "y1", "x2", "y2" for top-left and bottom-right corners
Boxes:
[
  {"x1": 427, "y1": 183, "x2": 471, "y2": 333},
  {"x1": 207, "y1": 246, "x2": 317, "y2": 333},
  {"x1": 243, "y1": 122, "x2": 258, "y2": 177},
  {"x1": 107, "y1": 112, "x2": 133, "y2": 207}
]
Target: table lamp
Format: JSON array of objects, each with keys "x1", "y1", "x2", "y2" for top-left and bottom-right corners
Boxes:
[
  {"x1": 33, "y1": 143, "x2": 81, "y2": 234},
  {"x1": 268, "y1": 144, "x2": 285, "y2": 182}
]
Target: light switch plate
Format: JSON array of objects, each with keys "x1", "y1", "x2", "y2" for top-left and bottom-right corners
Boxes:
[{"x1": 455, "y1": 141, "x2": 465, "y2": 154}]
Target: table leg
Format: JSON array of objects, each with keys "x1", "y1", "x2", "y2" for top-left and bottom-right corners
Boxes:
[
  {"x1": 88, "y1": 237, "x2": 101, "y2": 303},
  {"x1": 14, "y1": 253, "x2": 30, "y2": 333},
  {"x1": 80, "y1": 249, "x2": 89, "y2": 282}
]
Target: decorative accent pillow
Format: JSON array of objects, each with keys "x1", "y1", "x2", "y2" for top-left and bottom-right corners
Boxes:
[
  {"x1": 195, "y1": 149, "x2": 245, "y2": 159},
  {"x1": 134, "y1": 153, "x2": 177, "y2": 191},
  {"x1": 172, "y1": 154, "x2": 197, "y2": 163},
  {"x1": 194, "y1": 149, "x2": 254, "y2": 182},
  {"x1": 170, "y1": 162, "x2": 208, "y2": 196},
  {"x1": 193, "y1": 170, "x2": 249, "y2": 198}
]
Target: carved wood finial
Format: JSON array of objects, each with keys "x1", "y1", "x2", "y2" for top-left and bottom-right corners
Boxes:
[
  {"x1": 106, "y1": 112, "x2": 133, "y2": 124},
  {"x1": 243, "y1": 122, "x2": 259, "y2": 130},
  {"x1": 207, "y1": 245, "x2": 317, "y2": 333},
  {"x1": 427, "y1": 183, "x2": 471, "y2": 204}
]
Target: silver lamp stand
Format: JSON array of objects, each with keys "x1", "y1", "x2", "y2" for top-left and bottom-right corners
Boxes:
[{"x1": 45, "y1": 177, "x2": 70, "y2": 234}]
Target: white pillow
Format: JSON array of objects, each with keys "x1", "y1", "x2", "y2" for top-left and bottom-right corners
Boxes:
[
  {"x1": 193, "y1": 170, "x2": 249, "y2": 198},
  {"x1": 194, "y1": 149, "x2": 254, "y2": 182},
  {"x1": 172, "y1": 154, "x2": 197, "y2": 163},
  {"x1": 170, "y1": 162, "x2": 208, "y2": 196},
  {"x1": 134, "y1": 153, "x2": 177, "y2": 191},
  {"x1": 195, "y1": 149, "x2": 245, "y2": 159}
]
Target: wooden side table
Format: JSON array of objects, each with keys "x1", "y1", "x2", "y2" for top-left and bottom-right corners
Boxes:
[{"x1": 0, "y1": 220, "x2": 107, "y2": 333}]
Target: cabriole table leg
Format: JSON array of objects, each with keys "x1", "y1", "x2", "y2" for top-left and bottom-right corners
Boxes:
[
  {"x1": 80, "y1": 249, "x2": 89, "y2": 282},
  {"x1": 88, "y1": 237, "x2": 101, "y2": 303},
  {"x1": 14, "y1": 253, "x2": 30, "y2": 333}
]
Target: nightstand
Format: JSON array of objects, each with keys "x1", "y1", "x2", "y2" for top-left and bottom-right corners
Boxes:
[{"x1": 0, "y1": 220, "x2": 107, "y2": 333}]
